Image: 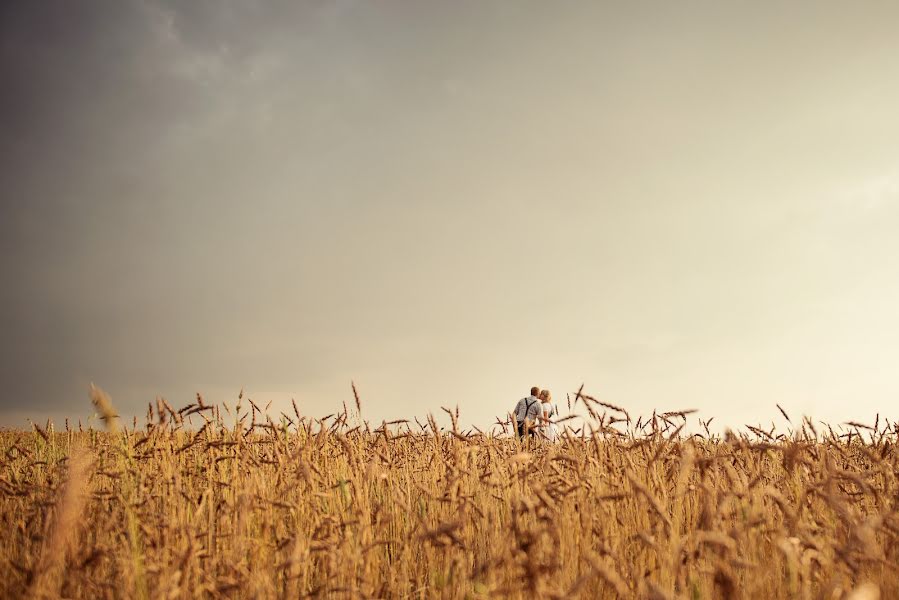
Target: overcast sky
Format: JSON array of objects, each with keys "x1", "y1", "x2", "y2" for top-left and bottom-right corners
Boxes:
[{"x1": 2, "y1": 1, "x2": 899, "y2": 430}]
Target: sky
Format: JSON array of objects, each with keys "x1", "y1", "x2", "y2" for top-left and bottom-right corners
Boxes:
[{"x1": 2, "y1": 1, "x2": 899, "y2": 430}]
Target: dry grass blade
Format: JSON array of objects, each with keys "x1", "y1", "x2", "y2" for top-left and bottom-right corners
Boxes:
[
  {"x1": 89, "y1": 383, "x2": 120, "y2": 433},
  {"x1": 586, "y1": 554, "x2": 630, "y2": 597},
  {"x1": 28, "y1": 446, "x2": 92, "y2": 599}
]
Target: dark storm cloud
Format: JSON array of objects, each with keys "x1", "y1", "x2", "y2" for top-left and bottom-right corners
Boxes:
[
  {"x1": 0, "y1": 0, "x2": 293, "y2": 412},
  {"x1": 0, "y1": 0, "x2": 450, "y2": 417},
  {"x1": 0, "y1": 1, "x2": 151, "y2": 408}
]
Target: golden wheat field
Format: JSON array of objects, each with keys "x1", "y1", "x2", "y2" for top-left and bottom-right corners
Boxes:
[{"x1": 1, "y1": 386, "x2": 896, "y2": 599}]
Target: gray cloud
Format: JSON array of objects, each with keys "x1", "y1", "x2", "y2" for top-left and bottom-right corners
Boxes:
[{"x1": 2, "y1": 1, "x2": 899, "y2": 428}]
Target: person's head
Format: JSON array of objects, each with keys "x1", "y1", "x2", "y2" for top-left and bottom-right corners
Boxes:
[
  {"x1": 540, "y1": 389, "x2": 551, "y2": 403},
  {"x1": 530, "y1": 386, "x2": 540, "y2": 397}
]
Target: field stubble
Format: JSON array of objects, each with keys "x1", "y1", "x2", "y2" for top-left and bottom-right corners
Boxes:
[{"x1": 0, "y1": 386, "x2": 895, "y2": 599}]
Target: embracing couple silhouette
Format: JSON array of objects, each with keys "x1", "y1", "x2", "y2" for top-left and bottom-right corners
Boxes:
[{"x1": 512, "y1": 386, "x2": 559, "y2": 442}]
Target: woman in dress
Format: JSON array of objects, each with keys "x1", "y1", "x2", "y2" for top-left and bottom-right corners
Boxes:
[{"x1": 539, "y1": 389, "x2": 559, "y2": 442}]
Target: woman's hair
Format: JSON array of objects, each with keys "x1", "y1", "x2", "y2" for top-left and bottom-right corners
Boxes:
[{"x1": 539, "y1": 389, "x2": 551, "y2": 402}]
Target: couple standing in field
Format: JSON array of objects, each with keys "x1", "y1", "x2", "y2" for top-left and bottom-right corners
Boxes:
[{"x1": 513, "y1": 386, "x2": 559, "y2": 441}]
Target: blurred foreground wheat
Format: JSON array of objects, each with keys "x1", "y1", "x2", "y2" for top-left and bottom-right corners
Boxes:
[{"x1": 1, "y1": 387, "x2": 896, "y2": 599}]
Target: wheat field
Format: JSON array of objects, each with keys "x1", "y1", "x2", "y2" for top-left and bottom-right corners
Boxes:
[{"x1": 0, "y1": 386, "x2": 895, "y2": 599}]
